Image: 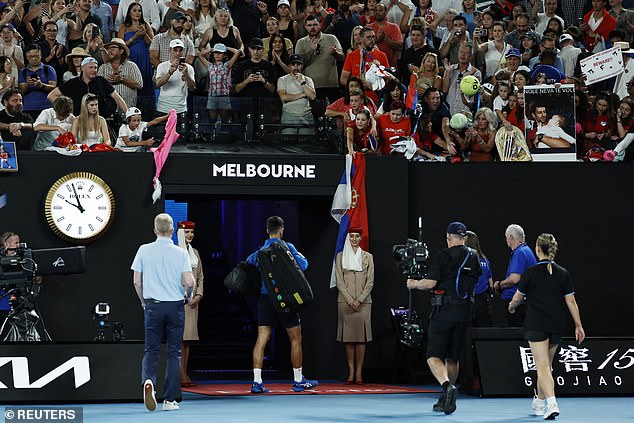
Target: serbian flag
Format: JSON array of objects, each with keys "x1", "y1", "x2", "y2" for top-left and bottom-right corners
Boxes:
[
  {"x1": 405, "y1": 73, "x2": 418, "y2": 110},
  {"x1": 329, "y1": 154, "x2": 369, "y2": 288},
  {"x1": 150, "y1": 109, "x2": 180, "y2": 203}
]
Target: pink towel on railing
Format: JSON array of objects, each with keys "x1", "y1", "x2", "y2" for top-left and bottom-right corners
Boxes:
[{"x1": 150, "y1": 109, "x2": 180, "y2": 203}]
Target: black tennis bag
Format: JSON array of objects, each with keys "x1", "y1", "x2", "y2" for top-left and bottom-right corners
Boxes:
[
  {"x1": 257, "y1": 241, "x2": 313, "y2": 313},
  {"x1": 224, "y1": 261, "x2": 261, "y2": 298}
]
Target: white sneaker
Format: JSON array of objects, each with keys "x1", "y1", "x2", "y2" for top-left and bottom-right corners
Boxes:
[
  {"x1": 532, "y1": 396, "x2": 546, "y2": 416},
  {"x1": 163, "y1": 400, "x2": 180, "y2": 411},
  {"x1": 543, "y1": 402, "x2": 560, "y2": 420},
  {"x1": 143, "y1": 379, "x2": 157, "y2": 412}
]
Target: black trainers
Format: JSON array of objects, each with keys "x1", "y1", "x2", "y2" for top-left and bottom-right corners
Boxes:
[
  {"x1": 433, "y1": 393, "x2": 445, "y2": 412},
  {"x1": 443, "y1": 384, "x2": 457, "y2": 415}
]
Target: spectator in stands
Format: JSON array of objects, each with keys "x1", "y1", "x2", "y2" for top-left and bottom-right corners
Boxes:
[
  {"x1": 115, "y1": 107, "x2": 168, "y2": 152},
  {"x1": 0, "y1": 24, "x2": 23, "y2": 71},
  {"x1": 532, "y1": 0, "x2": 564, "y2": 36},
  {"x1": 155, "y1": 39, "x2": 195, "y2": 117},
  {"x1": 119, "y1": 3, "x2": 154, "y2": 98},
  {"x1": 265, "y1": 33, "x2": 291, "y2": 76},
  {"x1": 461, "y1": 0, "x2": 477, "y2": 35},
  {"x1": 263, "y1": 17, "x2": 294, "y2": 58},
  {"x1": 150, "y1": 12, "x2": 196, "y2": 68},
  {"x1": 197, "y1": 43, "x2": 241, "y2": 127},
  {"x1": 322, "y1": 0, "x2": 362, "y2": 54},
  {"x1": 39, "y1": 21, "x2": 67, "y2": 85},
  {"x1": 376, "y1": 78, "x2": 404, "y2": 114},
  {"x1": 421, "y1": 86, "x2": 456, "y2": 154},
  {"x1": 615, "y1": 97, "x2": 634, "y2": 139},
  {"x1": 474, "y1": 21, "x2": 510, "y2": 81},
  {"x1": 295, "y1": 14, "x2": 344, "y2": 102},
  {"x1": 512, "y1": 69, "x2": 530, "y2": 90},
  {"x1": 502, "y1": 48, "x2": 522, "y2": 78},
  {"x1": 18, "y1": 44, "x2": 57, "y2": 120},
  {"x1": 32, "y1": 95, "x2": 74, "y2": 151},
  {"x1": 461, "y1": 106, "x2": 496, "y2": 161},
  {"x1": 528, "y1": 36, "x2": 564, "y2": 72},
  {"x1": 492, "y1": 79, "x2": 512, "y2": 129},
  {"x1": 115, "y1": 0, "x2": 161, "y2": 34},
  {"x1": 581, "y1": 0, "x2": 616, "y2": 53},
  {"x1": 78, "y1": 23, "x2": 107, "y2": 66},
  {"x1": 44, "y1": 0, "x2": 77, "y2": 48},
  {"x1": 612, "y1": 41, "x2": 634, "y2": 99},
  {"x1": 24, "y1": 0, "x2": 50, "y2": 45},
  {"x1": 346, "y1": 108, "x2": 378, "y2": 155},
  {"x1": 340, "y1": 26, "x2": 390, "y2": 104},
  {"x1": 63, "y1": 47, "x2": 88, "y2": 82},
  {"x1": 0, "y1": 56, "x2": 16, "y2": 111},
  {"x1": 0, "y1": 3, "x2": 23, "y2": 36},
  {"x1": 91, "y1": 0, "x2": 114, "y2": 43},
  {"x1": 48, "y1": 57, "x2": 127, "y2": 117},
  {"x1": 439, "y1": 14, "x2": 469, "y2": 64},
  {"x1": 558, "y1": 34, "x2": 581, "y2": 77},
  {"x1": 68, "y1": 0, "x2": 104, "y2": 50},
  {"x1": 442, "y1": 43, "x2": 481, "y2": 116},
  {"x1": 0, "y1": 88, "x2": 35, "y2": 150},
  {"x1": 411, "y1": 51, "x2": 441, "y2": 96},
  {"x1": 376, "y1": 100, "x2": 416, "y2": 154},
  {"x1": 234, "y1": 37, "x2": 277, "y2": 137},
  {"x1": 519, "y1": 33, "x2": 539, "y2": 67},
  {"x1": 507, "y1": 87, "x2": 525, "y2": 131},
  {"x1": 228, "y1": 0, "x2": 267, "y2": 47},
  {"x1": 98, "y1": 38, "x2": 142, "y2": 111},
  {"x1": 199, "y1": 8, "x2": 244, "y2": 55},
  {"x1": 193, "y1": 0, "x2": 216, "y2": 45},
  {"x1": 383, "y1": 0, "x2": 414, "y2": 30},
  {"x1": 277, "y1": 54, "x2": 316, "y2": 134},
  {"x1": 400, "y1": 25, "x2": 436, "y2": 83},
  {"x1": 360, "y1": 0, "x2": 378, "y2": 25},
  {"x1": 160, "y1": 0, "x2": 190, "y2": 32},
  {"x1": 580, "y1": 91, "x2": 616, "y2": 155},
  {"x1": 369, "y1": 3, "x2": 403, "y2": 69},
  {"x1": 400, "y1": 0, "x2": 435, "y2": 36},
  {"x1": 503, "y1": 2, "x2": 528, "y2": 34},
  {"x1": 347, "y1": 24, "x2": 364, "y2": 54},
  {"x1": 71, "y1": 92, "x2": 111, "y2": 146},
  {"x1": 325, "y1": 84, "x2": 378, "y2": 123},
  {"x1": 276, "y1": 0, "x2": 298, "y2": 42},
  {"x1": 530, "y1": 49, "x2": 565, "y2": 84},
  {"x1": 609, "y1": 0, "x2": 634, "y2": 44},
  {"x1": 505, "y1": 13, "x2": 539, "y2": 50}
]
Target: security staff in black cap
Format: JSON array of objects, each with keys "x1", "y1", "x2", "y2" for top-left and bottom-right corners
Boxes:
[{"x1": 407, "y1": 222, "x2": 481, "y2": 415}]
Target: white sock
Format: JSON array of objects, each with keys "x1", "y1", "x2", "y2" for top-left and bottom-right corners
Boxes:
[
  {"x1": 534, "y1": 397, "x2": 545, "y2": 406},
  {"x1": 253, "y1": 368, "x2": 262, "y2": 384},
  {"x1": 546, "y1": 396, "x2": 557, "y2": 406},
  {"x1": 293, "y1": 367, "x2": 302, "y2": 383}
]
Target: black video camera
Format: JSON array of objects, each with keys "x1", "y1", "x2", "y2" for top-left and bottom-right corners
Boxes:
[{"x1": 393, "y1": 239, "x2": 429, "y2": 280}]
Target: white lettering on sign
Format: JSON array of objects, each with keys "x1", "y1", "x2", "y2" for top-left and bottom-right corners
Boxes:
[
  {"x1": 212, "y1": 163, "x2": 316, "y2": 179},
  {"x1": 0, "y1": 356, "x2": 91, "y2": 389}
]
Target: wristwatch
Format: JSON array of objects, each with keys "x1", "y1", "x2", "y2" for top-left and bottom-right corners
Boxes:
[{"x1": 537, "y1": 133, "x2": 544, "y2": 143}]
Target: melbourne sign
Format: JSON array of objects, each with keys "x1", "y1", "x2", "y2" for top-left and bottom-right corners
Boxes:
[{"x1": 212, "y1": 163, "x2": 316, "y2": 179}]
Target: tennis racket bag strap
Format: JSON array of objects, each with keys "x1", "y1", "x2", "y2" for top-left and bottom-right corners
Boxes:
[{"x1": 257, "y1": 241, "x2": 313, "y2": 313}]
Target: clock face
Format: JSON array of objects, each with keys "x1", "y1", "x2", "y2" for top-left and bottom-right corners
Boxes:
[{"x1": 45, "y1": 172, "x2": 115, "y2": 243}]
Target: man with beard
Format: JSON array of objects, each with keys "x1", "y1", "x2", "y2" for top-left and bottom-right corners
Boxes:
[
  {"x1": 48, "y1": 57, "x2": 127, "y2": 117},
  {"x1": 38, "y1": 21, "x2": 67, "y2": 85},
  {"x1": 340, "y1": 26, "x2": 390, "y2": 104},
  {"x1": 295, "y1": 14, "x2": 344, "y2": 102},
  {"x1": 67, "y1": 0, "x2": 104, "y2": 50},
  {"x1": 368, "y1": 3, "x2": 402, "y2": 69},
  {"x1": 421, "y1": 87, "x2": 456, "y2": 155},
  {"x1": 150, "y1": 12, "x2": 195, "y2": 68},
  {"x1": 277, "y1": 54, "x2": 316, "y2": 135},
  {"x1": 0, "y1": 89, "x2": 35, "y2": 150},
  {"x1": 322, "y1": 0, "x2": 361, "y2": 54},
  {"x1": 98, "y1": 38, "x2": 143, "y2": 110}
]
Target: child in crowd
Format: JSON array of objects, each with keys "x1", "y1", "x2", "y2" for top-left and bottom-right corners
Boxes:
[
  {"x1": 70, "y1": 93, "x2": 111, "y2": 146},
  {"x1": 492, "y1": 80, "x2": 512, "y2": 130},
  {"x1": 115, "y1": 107, "x2": 169, "y2": 152},
  {"x1": 32, "y1": 96, "x2": 75, "y2": 151},
  {"x1": 197, "y1": 43, "x2": 241, "y2": 131}
]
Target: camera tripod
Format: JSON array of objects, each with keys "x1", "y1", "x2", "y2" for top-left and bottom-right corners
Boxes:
[{"x1": 0, "y1": 285, "x2": 51, "y2": 341}]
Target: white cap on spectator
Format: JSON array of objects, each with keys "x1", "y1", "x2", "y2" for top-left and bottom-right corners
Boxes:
[
  {"x1": 81, "y1": 57, "x2": 98, "y2": 66},
  {"x1": 125, "y1": 107, "x2": 142, "y2": 120},
  {"x1": 213, "y1": 43, "x2": 227, "y2": 53},
  {"x1": 169, "y1": 39, "x2": 185, "y2": 49},
  {"x1": 559, "y1": 34, "x2": 573, "y2": 44},
  {"x1": 278, "y1": 0, "x2": 290, "y2": 7}
]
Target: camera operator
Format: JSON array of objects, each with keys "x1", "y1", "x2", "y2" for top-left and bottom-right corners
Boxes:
[
  {"x1": 406, "y1": 222, "x2": 481, "y2": 415},
  {"x1": 0, "y1": 231, "x2": 19, "y2": 323}
]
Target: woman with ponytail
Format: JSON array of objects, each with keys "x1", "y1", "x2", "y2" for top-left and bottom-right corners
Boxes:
[{"x1": 508, "y1": 233, "x2": 585, "y2": 421}]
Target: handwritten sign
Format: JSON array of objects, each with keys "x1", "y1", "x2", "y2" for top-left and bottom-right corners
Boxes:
[{"x1": 580, "y1": 46, "x2": 624, "y2": 85}]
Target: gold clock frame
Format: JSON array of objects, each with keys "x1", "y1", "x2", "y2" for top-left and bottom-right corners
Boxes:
[{"x1": 44, "y1": 172, "x2": 116, "y2": 243}]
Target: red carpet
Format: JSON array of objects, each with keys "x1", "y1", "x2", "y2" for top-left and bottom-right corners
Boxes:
[{"x1": 183, "y1": 383, "x2": 434, "y2": 396}]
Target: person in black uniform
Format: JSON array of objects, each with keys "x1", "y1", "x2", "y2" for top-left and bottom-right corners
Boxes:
[
  {"x1": 407, "y1": 222, "x2": 481, "y2": 415},
  {"x1": 508, "y1": 233, "x2": 585, "y2": 421}
]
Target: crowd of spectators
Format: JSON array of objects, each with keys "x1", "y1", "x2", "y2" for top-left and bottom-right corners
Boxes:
[{"x1": 2, "y1": 0, "x2": 634, "y2": 161}]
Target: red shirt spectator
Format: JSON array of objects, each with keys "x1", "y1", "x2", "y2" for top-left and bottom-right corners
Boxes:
[
  {"x1": 582, "y1": 6, "x2": 616, "y2": 52},
  {"x1": 368, "y1": 3, "x2": 403, "y2": 69}
]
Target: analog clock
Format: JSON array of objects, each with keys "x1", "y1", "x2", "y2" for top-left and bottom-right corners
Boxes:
[{"x1": 45, "y1": 172, "x2": 115, "y2": 243}]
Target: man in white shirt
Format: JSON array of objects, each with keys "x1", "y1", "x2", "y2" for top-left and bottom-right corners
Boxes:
[
  {"x1": 277, "y1": 54, "x2": 316, "y2": 135},
  {"x1": 613, "y1": 41, "x2": 634, "y2": 99},
  {"x1": 532, "y1": 0, "x2": 565, "y2": 35},
  {"x1": 432, "y1": 0, "x2": 462, "y2": 21},
  {"x1": 155, "y1": 39, "x2": 195, "y2": 115},
  {"x1": 32, "y1": 96, "x2": 74, "y2": 151},
  {"x1": 558, "y1": 33, "x2": 581, "y2": 77},
  {"x1": 115, "y1": 0, "x2": 161, "y2": 33}
]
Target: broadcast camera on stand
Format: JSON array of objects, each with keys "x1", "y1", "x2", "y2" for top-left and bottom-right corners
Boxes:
[
  {"x1": 0, "y1": 244, "x2": 86, "y2": 341},
  {"x1": 392, "y1": 217, "x2": 429, "y2": 349}
]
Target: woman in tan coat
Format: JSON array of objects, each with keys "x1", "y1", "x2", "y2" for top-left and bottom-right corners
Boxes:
[
  {"x1": 336, "y1": 227, "x2": 374, "y2": 385},
  {"x1": 177, "y1": 220, "x2": 204, "y2": 387}
]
